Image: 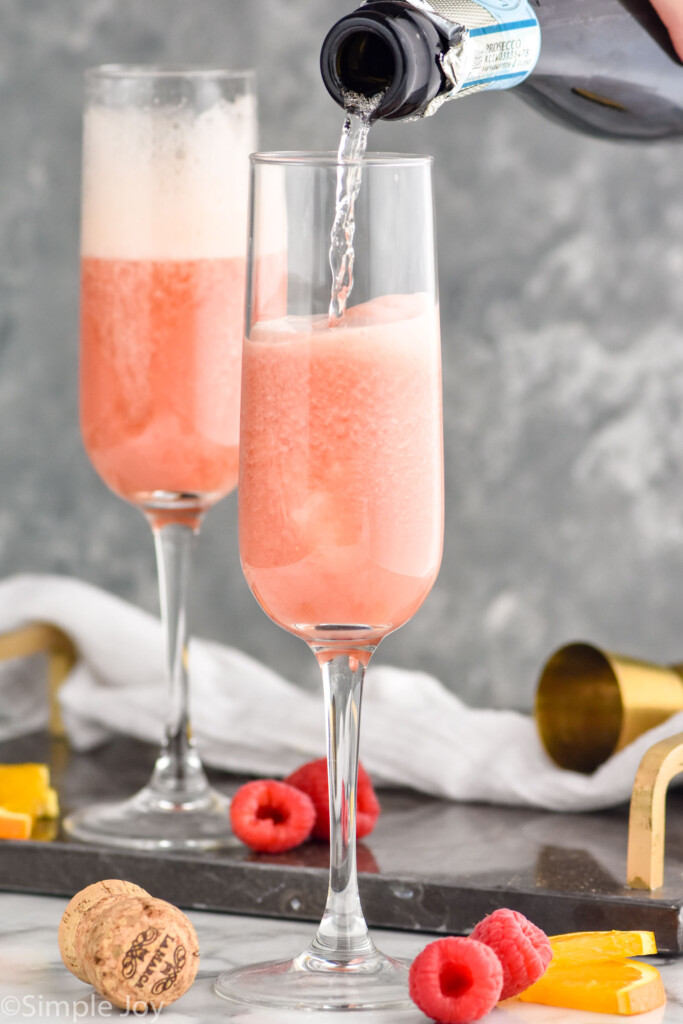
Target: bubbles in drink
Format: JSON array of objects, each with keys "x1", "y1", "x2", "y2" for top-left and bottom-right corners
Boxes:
[{"x1": 80, "y1": 90, "x2": 256, "y2": 507}]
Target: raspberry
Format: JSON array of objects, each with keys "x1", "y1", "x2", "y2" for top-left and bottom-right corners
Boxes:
[
  {"x1": 409, "y1": 937, "x2": 503, "y2": 1023},
  {"x1": 471, "y1": 908, "x2": 552, "y2": 1000},
  {"x1": 284, "y1": 758, "x2": 380, "y2": 840},
  {"x1": 230, "y1": 780, "x2": 315, "y2": 853}
]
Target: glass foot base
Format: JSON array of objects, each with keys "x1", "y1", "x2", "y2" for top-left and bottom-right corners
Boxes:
[
  {"x1": 62, "y1": 784, "x2": 238, "y2": 851},
  {"x1": 214, "y1": 948, "x2": 413, "y2": 1012}
]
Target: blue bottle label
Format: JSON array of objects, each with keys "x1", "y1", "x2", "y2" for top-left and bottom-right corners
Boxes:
[{"x1": 428, "y1": 0, "x2": 541, "y2": 93}]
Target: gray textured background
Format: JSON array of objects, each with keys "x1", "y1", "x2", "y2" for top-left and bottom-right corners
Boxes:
[{"x1": 2, "y1": 0, "x2": 683, "y2": 709}]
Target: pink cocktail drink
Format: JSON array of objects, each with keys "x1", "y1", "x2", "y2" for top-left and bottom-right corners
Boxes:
[
  {"x1": 80, "y1": 89, "x2": 257, "y2": 516},
  {"x1": 239, "y1": 293, "x2": 443, "y2": 641},
  {"x1": 81, "y1": 256, "x2": 243, "y2": 504}
]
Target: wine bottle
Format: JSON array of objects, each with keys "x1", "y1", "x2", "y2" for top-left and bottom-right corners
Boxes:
[{"x1": 320, "y1": 0, "x2": 683, "y2": 140}]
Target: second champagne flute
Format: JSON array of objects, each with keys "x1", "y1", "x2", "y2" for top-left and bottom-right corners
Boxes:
[
  {"x1": 215, "y1": 151, "x2": 443, "y2": 1009},
  {"x1": 64, "y1": 66, "x2": 256, "y2": 850}
]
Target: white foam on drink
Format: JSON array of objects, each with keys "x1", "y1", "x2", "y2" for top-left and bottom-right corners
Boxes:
[{"x1": 81, "y1": 93, "x2": 257, "y2": 260}]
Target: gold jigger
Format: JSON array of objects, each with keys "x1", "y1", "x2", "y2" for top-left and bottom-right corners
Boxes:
[{"x1": 535, "y1": 643, "x2": 683, "y2": 773}]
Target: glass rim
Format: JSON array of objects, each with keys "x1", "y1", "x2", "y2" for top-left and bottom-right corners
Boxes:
[
  {"x1": 84, "y1": 64, "x2": 255, "y2": 82},
  {"x1": 250, "y1": 150, "x2": 434, "y2": 169}
]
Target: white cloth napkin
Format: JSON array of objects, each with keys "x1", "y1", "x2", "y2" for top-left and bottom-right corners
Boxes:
[{"x1": 0, "y1": 572, "x2": 679, "y2": 812}]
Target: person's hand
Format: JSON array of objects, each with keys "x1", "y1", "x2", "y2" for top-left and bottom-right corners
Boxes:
[{"x1": 650, "y1": 0, "x2": 683, "y2": 59}]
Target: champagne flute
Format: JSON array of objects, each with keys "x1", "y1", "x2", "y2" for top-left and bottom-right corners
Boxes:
[
  {"x1": 63, "y1": 66, "x2": 256, "y2": 850},
  {"x1": 215, "y1": 151, "x2": 443, "y2": 1009}
]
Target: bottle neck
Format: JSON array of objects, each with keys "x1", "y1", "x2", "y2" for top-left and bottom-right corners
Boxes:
[
  {"x1": 320, "y1": 0, "x2": 541, "y2": 121},
  {"x1": 320, "y1": 1, "x2": 460, "y2": 120}
]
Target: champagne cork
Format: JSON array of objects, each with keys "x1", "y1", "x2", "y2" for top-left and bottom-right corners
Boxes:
[
  {"x1": 58, "y1": 882, "x2": 200, "y2": 1011},
  {"x1": 59, "y1": 880, "x2": 148, "y2": 982}
]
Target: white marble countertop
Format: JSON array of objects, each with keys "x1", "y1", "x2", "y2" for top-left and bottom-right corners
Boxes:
[{"x1": 1, "y1": 893, "x2": 682, "y2": 1023}]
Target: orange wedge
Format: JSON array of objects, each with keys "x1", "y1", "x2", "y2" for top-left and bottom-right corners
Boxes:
[
  {"x1": 550, "y1": 930, "x2": 657, "y2": 962},
  {"x1": 519, "y1": 958, "x2": 666, "y2": 1015},
  {"x1": 0, "y1": 763, "x2": 59, "y2": 818},
  {"x1": 0, "y1": 806, "x2": 32, "y2": 840}
]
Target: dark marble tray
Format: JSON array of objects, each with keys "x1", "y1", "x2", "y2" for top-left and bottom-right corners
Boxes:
[{"x1": 2, "y1": 732, "x2": 683, "y2": 950}]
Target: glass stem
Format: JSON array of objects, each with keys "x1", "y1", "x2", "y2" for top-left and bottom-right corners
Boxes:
[
  {"x1": 309, "y1": 653, "x2": 376, "y2": 961},
  {"x1": 150, "y1": 520, "x2": 208, "y2": 800}
]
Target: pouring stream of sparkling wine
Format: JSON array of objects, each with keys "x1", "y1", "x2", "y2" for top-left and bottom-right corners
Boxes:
[{"x1": 327, "y1": 92, "x2": 383, "y2": 325}]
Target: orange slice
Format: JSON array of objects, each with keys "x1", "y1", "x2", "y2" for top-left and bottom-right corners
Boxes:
[
  {"x1": 0, "y1": 763, "x2": 59, "y2": 818},
  {"x1": 550, "y1": 931, "x2": 657, "y2": 962},
  {"x1": 0, "y1": 806, "x2": 32, "y2": 840},
  {"x1": 519, "y1": 958, "x2": 665, "y2": 1015}
]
